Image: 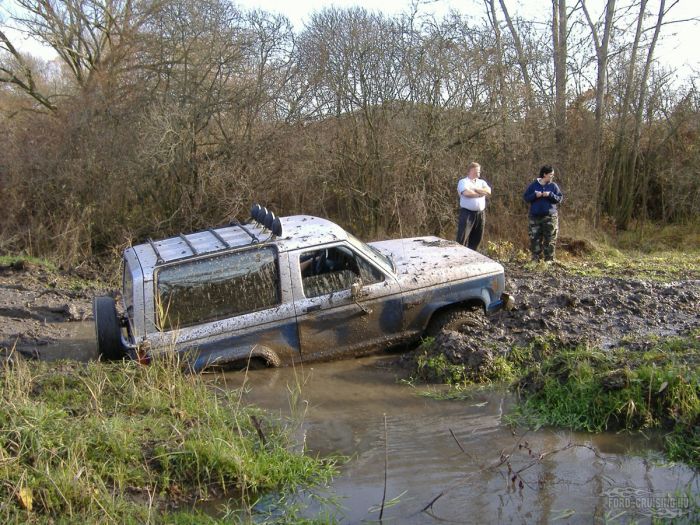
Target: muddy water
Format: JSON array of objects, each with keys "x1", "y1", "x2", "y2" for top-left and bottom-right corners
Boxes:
[
  {"x1": 39, "y1": 321, "x2": 98, "y2": 361},
  {"x1": 47, "y1": 329, "x2": 698, "y2": 522},
  {"x1": 219, "y1": 357, "x2": 698, "y2": 524}
]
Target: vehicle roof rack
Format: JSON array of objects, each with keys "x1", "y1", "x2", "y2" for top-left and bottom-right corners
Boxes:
[
  {"x1": 250, "y1": 203, "x2": 283, "y2": 237},
  {"x1": 229, "y1": 220, "x2": 259, "y2": 243},
  {"x1": 179, "y1": 233, "x2": 198, "y2": 255},
  {"x1": 147, "y1": 238, "x2": 164, "y2": 264},
  {"x1": 207, "y1": 228, "x2": 232, "y2": 249}
]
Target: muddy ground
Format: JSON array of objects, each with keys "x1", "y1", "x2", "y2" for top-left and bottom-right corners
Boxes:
[
  {"x1": 0, "y1": 259, "x2": 698, "y2": 363},
  {"x1": 0, "y1": 261, "x2": 106, "y2": 358},
  {"x1": 403, "y1": 262, "x2": 700, "y2": 373}
]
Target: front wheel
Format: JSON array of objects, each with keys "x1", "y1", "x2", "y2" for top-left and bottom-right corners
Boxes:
[
  {"x1": 93, "y1": 296, "x2": 128, "y2": 360},
  {"x1": 425, "y1": 306, "x2": 484, "y2": 337}
]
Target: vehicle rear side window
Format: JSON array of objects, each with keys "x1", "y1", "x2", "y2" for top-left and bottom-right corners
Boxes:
[{"x1": 155, "y1": 247, "x2": 279, "y2": 331}]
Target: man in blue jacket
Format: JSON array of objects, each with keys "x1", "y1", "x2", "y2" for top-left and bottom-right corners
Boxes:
[{"x1": 523, "y1": 165, "x2": 564, "y2": 262}]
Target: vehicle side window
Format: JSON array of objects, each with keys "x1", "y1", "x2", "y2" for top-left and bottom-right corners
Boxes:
[
  {"x1": 122, "y1": 263, "x2": 134, "y2": 318},
  {"x1": 300, "y1": 246, "x2": 384, "y2": 298},
  {"x1": 156, "y1": 246, "x2": 279, "y2": 331},
  {"x1": 357, "y1": 255, "x2": 384, "y2": 285}
]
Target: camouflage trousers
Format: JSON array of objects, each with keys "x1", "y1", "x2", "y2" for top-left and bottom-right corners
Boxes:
[{"x1": 528, "y1": 215, "x2": 559, "y2": 261}]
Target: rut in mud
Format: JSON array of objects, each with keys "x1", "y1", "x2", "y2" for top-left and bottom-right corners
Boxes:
[{"x1": 0, "y1": 261, "x2": 105, "y2": 358}]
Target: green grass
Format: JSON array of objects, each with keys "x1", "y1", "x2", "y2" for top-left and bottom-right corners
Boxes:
[
  {"x1": 0, "y1": 355, "x2": 337, "y2": 523},
  {"x1": 556, "y1": 248, "x2": 700, "y2": 281},
  {"x1": 0, "y1": 254, "x2": 57, "y2": 271},
  {"x1": 513, "y1": 334, "x2": 700, "y2": 467}
]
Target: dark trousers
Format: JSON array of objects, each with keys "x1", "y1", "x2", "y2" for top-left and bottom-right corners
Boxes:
[{"x1": 456, "y1": 208, "x2": 485, "y2": 250}]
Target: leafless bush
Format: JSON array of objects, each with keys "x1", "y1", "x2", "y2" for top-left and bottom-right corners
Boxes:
[{"x1": 1, "y1": 1, "x2": 698, "y2": 264}]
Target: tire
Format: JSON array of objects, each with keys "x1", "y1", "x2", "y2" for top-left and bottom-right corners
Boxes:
[
  {"x1": 426, "y1": 305, "x2": 484, "y2": 337},
  {"x1": 93, "y1": 296, "x2": 127, "y2": 360},
  {"x1": 244, "y1": 357, "x2": 269, "y2": 370}
]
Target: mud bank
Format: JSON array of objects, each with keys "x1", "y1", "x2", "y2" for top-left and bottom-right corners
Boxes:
[{"x1": 403, "y1": 262, "x2": 700, "y2": 370}]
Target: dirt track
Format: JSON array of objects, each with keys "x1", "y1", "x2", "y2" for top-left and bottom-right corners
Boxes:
[
  {"x1": 495, "y1": 263, "x2": 699, "y2": 347},
  {"x1": 1, "y1": 260, "x2": 698, "y2": 361},
  {"x1": 0, "y1": 261, "x2": 103, "y2": 358}
]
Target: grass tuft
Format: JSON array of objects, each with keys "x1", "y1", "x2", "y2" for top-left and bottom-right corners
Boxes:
[
  {"x1": 0, "y1": 355, "x2": 337, "y2": 522},
  {"x1": 513, "y1": 335, "x2": 700, "y2": 466}
]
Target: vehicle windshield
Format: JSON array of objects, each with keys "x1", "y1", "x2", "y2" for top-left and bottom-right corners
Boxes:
[{"x1": 346, "y1": 232, "x2": 395, "y2": 274}]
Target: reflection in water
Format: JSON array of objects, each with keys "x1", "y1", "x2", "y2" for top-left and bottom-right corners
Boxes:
[
  {"x1": 45, "y1": 329, "x2": 698, "y2": 523},
  {"x1": 41, "y1": 321, "x2": 98, "y2": 362},
  {"x1": 219, "y1": 357, "x2": 699, "y2": 524}
]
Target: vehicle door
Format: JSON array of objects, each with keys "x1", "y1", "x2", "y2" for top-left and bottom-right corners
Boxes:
[{"x1": 290, "y1": 243, "x2": 404, "y2": 361}]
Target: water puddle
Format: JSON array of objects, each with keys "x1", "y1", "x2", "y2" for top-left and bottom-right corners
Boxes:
[
  {"x1": 40, "y1": 321, "x2": 98, "y2": 361},
  {"x1": 47, "y1": 329, "x2": 698, "y2": 522},
  {"x1": 217, "y1": 357, "x2": 698, "y2": 523}
]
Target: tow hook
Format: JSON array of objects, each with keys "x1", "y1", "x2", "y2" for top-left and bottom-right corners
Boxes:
[{"x1": 127, "y1": 341, "x2": 152, "y2": 365}]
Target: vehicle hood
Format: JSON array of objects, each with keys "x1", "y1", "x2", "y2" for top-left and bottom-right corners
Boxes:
[{"x1": 369, "y1": 237, "x2": 503, "y2": 288}]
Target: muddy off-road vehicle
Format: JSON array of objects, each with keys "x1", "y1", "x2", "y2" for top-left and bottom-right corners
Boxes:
[{"x1": 93, "y1": 205, "x2": 511, "y2": 371}]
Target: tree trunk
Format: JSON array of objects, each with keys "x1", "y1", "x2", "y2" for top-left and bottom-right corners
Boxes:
[
  {"x1": 485, "y1": 0, "x2": 509, "y2": 164},
  {"x1": 581, "y1": 0, "x2": 616, "y2": 224},
  {"x1": 498, "y1": 0, "x2": 534, "y2": 113},
  {"x1": 606, "y1": 0, "x2": 647, "y2": 229},
  {"x1": 631, "y1": 0, "x2": 666, "y2": 221},
  {"x1": 552, "y1": 0, "x2": 567, "y2": 156}
]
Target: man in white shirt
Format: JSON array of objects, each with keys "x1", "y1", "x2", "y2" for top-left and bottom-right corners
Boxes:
[{"x1": 456, "y1": 161, "x2": 492, "y2": 250}]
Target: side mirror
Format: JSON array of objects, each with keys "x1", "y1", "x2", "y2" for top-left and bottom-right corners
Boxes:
[{"x1": 350, "y1": 279, "x2": 363, "y2": 299}]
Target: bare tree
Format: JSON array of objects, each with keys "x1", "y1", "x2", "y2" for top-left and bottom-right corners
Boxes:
[
  {"x1": 604, "y1": 0, "x2": 648, "y2": 227},
  {"x1": 605, "y1": 0, "x2": 671, "y2": 228},
  {"x1": 12, "y1": 0, "x2": 156, "y2": 87},
  {"x1": 498, "y1": 0, "x2": 534, "y2": 112},
  {"x1": 0, "y1": 28, "x2": 57, "y2": 110},
  {"x1": 1, "y1": 0, "x2": 699, "y2": 262},
  {"x1": 630, "y1": 0, "x2": 667, "y2": 219},
  {"x1": 581, "y1": 0, "x2": 616, "y2": 221},
  {"x1": 484, "y1": 0, "x2": 509, "y2": 161},
  {"x1": 552, "y1": 0, "x2": 567, "y2": 153}
]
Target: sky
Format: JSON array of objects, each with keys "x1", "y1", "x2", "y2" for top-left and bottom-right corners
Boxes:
[
  {"x1": 2, "y1": 0, "x2": 699, "y2": 77},
  {"x1": 238, "y1": 0, "x2": 700, "y2": 77}
]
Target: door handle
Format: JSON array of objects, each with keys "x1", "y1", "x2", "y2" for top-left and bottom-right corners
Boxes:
[
  {"x1": 305, "y1": 304, "x2": 322, "y2": 313},
  {"x1": 354, "y1": 300, "x2": 372, "y2": 315}
]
